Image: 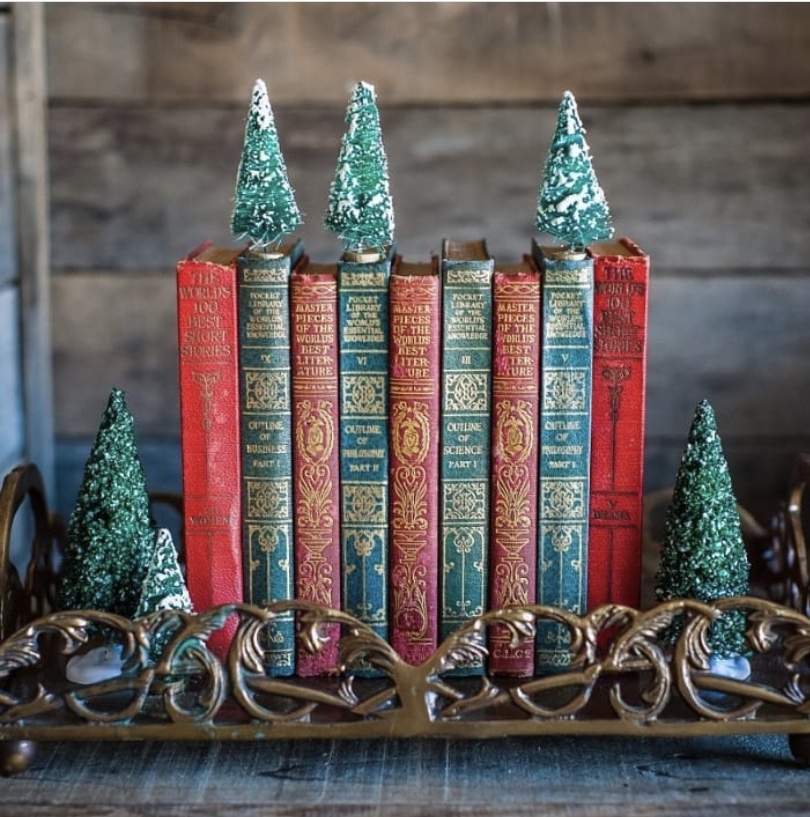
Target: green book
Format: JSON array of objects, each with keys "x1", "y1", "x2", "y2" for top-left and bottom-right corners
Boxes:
[
  {"x1": 532, "y1": 239, "x2": 594, "y2": 673},
  {"x1": 439, "y1": 238, "x2": 494, "y2": 675},
  {"x1": 338, "y1": 245, "x2": 396, "y2": 671},
  {"x1": 237, "y1": 239, "x2": 305, "y2": 676}
]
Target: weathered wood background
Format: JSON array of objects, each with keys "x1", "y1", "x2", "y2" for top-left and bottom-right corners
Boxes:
[
  {"x1": 46, "y1": 2, "x2": 810, "y2": 523},
  {"x1": 1, "y1": 3, "x2": 52, "y2": 536},
  {"x1": 0, "y1": 10, "x2": 24, "y2": 486}
]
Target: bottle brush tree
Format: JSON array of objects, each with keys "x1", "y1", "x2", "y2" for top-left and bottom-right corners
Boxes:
[
  {"x1": 134, "y1": 528, "x2": 193, "y2": 657},
  {"x1": 134, "y1": 528, "x2": 193, "y2": 620},
  {"x1": 536, "y1": 90, "x2": 613, "y2": 252},
  {"x1": 58, "y1": 388, "x2": 156, "y2": 619},
  {"x1": 324, "y1": 80, "x2": 395, "y2": 255},
  {"x1": 231, "y1": 78, "x2": 303, "y2": 250},
  {"x1": 655, "y1": 399, "x2": 750, "y2": 657}
]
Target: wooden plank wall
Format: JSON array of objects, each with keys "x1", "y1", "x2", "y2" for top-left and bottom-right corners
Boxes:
[
  {"x1": 1, "y1": 4, "x2": 54, "y2": 571},
  {"x1": 46, "y1": 2, "x2": 810, "y2": 523},
  {"x1": 12, "y1": 3, "x2": 54, "y2": 500},
  {"x1": 0, "y1": 8, "x2": 27, "y2": 490}
]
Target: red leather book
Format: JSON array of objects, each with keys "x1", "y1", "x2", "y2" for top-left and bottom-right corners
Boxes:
[
  {"x1": 587, "y1": 238, "x2": 650, "y2": 612},
  {"x1": 388, "y1": 258, "x2": 442, "y2": 665},
  {"x1": 176, "y1": 242, "x2": 245, "y2": 657},
  {"x1": 290, "y1": 261, "x2": 341, "y2": 676},
  {"x1": 488, "y1": 259, "x2": 541, "y2": 676}
]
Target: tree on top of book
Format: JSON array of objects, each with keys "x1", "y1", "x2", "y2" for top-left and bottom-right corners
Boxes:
[
  {"x1": 324, "y1": 81, "x2": 394, "y2": 257},
  {"x1": 231, "y1": 78, "x2": 303, "y2": 250},
  {"x1": 655, "y1": 399, "x2": 750, "y2": 657},
  {"x1": 536, "y1": 91, "x2": 613, "y2": 251},
  {"x1": 58, "y1": 388, "x2": 156, "y2": 618}
]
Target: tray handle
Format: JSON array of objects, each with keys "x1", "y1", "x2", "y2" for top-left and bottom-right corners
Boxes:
[{"x1": 0, "y1": 463, "x2": 59, "y2": 641}]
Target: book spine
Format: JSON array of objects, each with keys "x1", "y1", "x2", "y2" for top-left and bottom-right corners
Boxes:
[
  {"x1": 176, "y1": 254, "x2": 243, "y2": 657},
  {"x1": 237, "y1": 253, "x2": 296, "y2": 675},
  {"x1": 439, "y1": 262, "x2": 494, "y2": 674},
  {"x1": 535, "y1": 247, "x2": 594, "y2": 672},
  {"x1": 388, "y1": 267, "x2": 441, "y2": 665},
  {"x1": 488, "y1": 268, "x2": 541, "y2": 676},
  {"x1": 290, "y1": 270, "x2": 341, "y2": 676},
  {"x1": 338, "y1": 257, "x2": 392, "y2": 669},
  {"x1": 587, "y1": 240, "x2": 649, "y2": 611}
]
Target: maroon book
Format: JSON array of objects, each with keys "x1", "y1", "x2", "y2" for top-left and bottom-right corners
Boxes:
[
  {"x1": 488, "y1": 260, "x2": 541, "y2": 676},
  {"x1": 176, "y1": 242, "x2": 245, "y2": 658},
  {"x1": 290, "y1": 261, "x2": 342, "y2": 675},
  {"x1": 388, "y1": 259, "x2": 442, "y2": 665},
  {"x1": 290, "y1": 263, "x2": 340, "y2": 676},
  {"x1": 587, "y1": 238, "x2": 650, "y2": 612}
]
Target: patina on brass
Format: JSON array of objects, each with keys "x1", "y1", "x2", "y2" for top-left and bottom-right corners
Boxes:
[{"x1": 0, "y1": 460, "x2": 809, "y2": 772}]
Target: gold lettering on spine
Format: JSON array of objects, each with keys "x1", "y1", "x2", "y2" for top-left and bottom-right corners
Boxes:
[
  {"x1": 179, "y1": 268, "x2": 233, "y2": 358},
  {"x1": 293, "y1": 283, "x2": 338, "y2": 385}
]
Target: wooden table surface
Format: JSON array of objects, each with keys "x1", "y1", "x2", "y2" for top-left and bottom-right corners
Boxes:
[{"x1": 2, "y1": 734, "x2": 808, "y2": 816}]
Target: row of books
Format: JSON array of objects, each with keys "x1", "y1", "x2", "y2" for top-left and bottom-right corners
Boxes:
[{"x1": 176, "y1": 235, "x2": 649, "y2": 677}]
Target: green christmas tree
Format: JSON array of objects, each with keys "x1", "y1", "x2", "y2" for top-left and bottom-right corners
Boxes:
[
  {"x1": 134, "y1": 528, "x2": 193, "y2": 658},
  {"x1": 133, "y1": 528, "x2": 193, "y2": 620},
  {"x1": 536, "y1": 90, "x2": 613, "y2": 251},
  {"x1": 231, "y1": 78, "x2": 303, "y2": 249},
  {"x1": 655, "y1": 399, "x2": 750, "y2": 656},
  {"x1": 58, "y1": 388, "x2": 156, "y2": 618},
  {"x1": 324, "y1": 81, "x2": 395, "y2": 255}
]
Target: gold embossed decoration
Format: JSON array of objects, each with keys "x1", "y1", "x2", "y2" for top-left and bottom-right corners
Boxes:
[
  {"x1": 494, "y1": 399, "x2": 534, "y2": 464},
  {"x1": 445, "y1": 373, "x2": 489, "y2": 413},
  {"x1": 296, "y1": 399, "x2": 335, "y2": 466},
  {"x1": 391, "y1": 402, "x2": 430, "y2": 465},
  {"x1": 245, "y1": 370, "x2": 286, "y2": 411},
  {"x1": 342, "y1": 374, "x2": 384, "y2": 416},
  {"x1": 544, "y1": 370, "x2": 588, "y2": 412}
]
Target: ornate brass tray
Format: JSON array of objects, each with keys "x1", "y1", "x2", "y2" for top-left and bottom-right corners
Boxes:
[{"x1": 1, "y1": 458, "x2": 809, "y2": 775}]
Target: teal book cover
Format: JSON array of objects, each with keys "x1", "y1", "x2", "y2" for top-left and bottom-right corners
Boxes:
[
  {"x1": 532, "y1": 239, "x2": 594, "y2": 673},
  {"x1": 439, "y1": 238, "x2": 494, "y2": 675},
  {"x1": 338, "y1": 245, "x2": 396, "y2": 668},
  {"x1": 237, "y1": 238, "x2": 305, "y2": 676}
]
